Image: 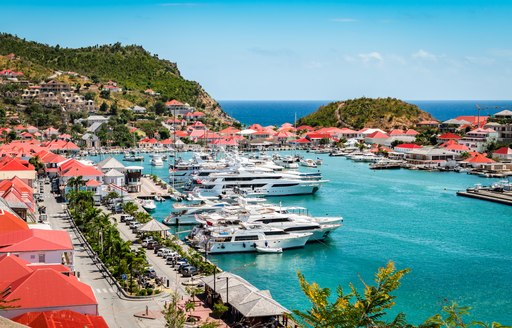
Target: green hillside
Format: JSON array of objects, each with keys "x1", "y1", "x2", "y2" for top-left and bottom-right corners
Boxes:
[
  {"x1": 298, "y1": 97, "x2": 434, "y2": 130},
  {"x1": 0, "y1": 33, "x2": 219, "y2": 110}
]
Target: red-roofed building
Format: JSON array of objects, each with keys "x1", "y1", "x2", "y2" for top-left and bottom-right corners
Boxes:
[
  {"x1": 0, "y1": 69, "x2": 24, "y2": 78},
  {"x1": 13, "y1": 310, "x2": 108, "y2": 328},
  {"x1": 455, "y1": 115, "x2": 488, "y2": 128},
  {"x1": 394, "y1": 143, "x2": 423, "y2": 153},
  {"x1": 296, "y1": 125, "x2": 315, "y2": 132},
  {"x1": 185, "y1": 111, "x2": 206, "y2": 121},
  {"x1": 219, "y1": 127, "x2": 241, "y2": 136},
  {"x1": 365, "y1": 131, "x2": 390, "y2": 145},
  {"x1": 417, "y1": 120, "x2": 440, "y2": 128},
  {"x1": 248, "y1": 124, "x2": 264, "y2": 132},
  {"x1": 34, "y1": 150, "x2": 67, "y2": 177},
  {"x1": 57, "y1": 159, "x2": 103, "y2": 192},
  {"x1": 144, "y1": 88, "x2": 158, "y2": 96},
  {"x1": 173, "y1": 130, "x2": 189, "y2": 138},
  {"x1": 438, "y1": 133, "x2": 462, "y2": 142},
  {"x1": 138, "y1": 137, "x2": 160, "y2": 148},
  {"x1": 45, "y1": 139, "x2": 80, "y2": 153},
  {"x1": 166, "y1": 100, "x2": 192, "y2": 116},
  {"x1": 388, "y1": 129, "x2": 405, "y2": 136},
  {"x1": 0, "y1": 157, "x2": 36, "y2": 187},
  {"x1": 0, "y1": 229, "x2": 74, "y2": 269},
  {"x1": 493, "y1": 147, "x2": 512, "y2": 161},
  {"x1": 444, "y1": 143, "x2": 470, "y2": 154},
  {"x1": 460, "y1": 128, "x2": 499, "y2": 152},
  {"x1": 463, "y1": 153, "x2": 496, "y2": 168},
  {"x1": 405, "y1": 129, "x2": 419, "y2": 136},
  {"x1": 0, "y1": 210, "x2": 29, "y2": 233},
  {"x1": 289, "y1": 137, "x2": 311, "y2": 144},
  {"x1": 0, "y1": 177, "x2": 34, "y2": 220},
  {"x1": 0, "y1": 269, "x2": 97, "y2": 319}
]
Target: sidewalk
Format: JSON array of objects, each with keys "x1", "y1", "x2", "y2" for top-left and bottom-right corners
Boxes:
[{"x1": 42, "y1": 183, "x2": 168, "y2": 328}]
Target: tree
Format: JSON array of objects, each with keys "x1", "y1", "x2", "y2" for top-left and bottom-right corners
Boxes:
[
  {"x1": 67, "y1": 176, "x2": 86, "y2": 192},
  {"x1": 84, "y1": 92, "x2": 96, "y2": 101},
  {"x1": 425, "y1": 303, "x2": 506, "y2": 328},
  {"x1": 293, "y1": 261, "x2": 411, "y2": 327},
  {"x1": 162, "y1": 292, "x2": 187, "y2": 328},
  {"x1": 29, "y1": 156, "x2": 45, "y2": 176},
  {"x1": 100, "y1": 102, "x2": 108, "y2": 112},
  {"x1": 154, "y1": 101, "x2": 167, "y2": 115},
  {"x1": 100, "y1": 89, "x2": 111, "y2": 99}
]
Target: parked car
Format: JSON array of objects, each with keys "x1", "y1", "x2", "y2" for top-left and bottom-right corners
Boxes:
[
  {"x1": 141, "y1": 237, "x2": 154, "y2": 247},
  {"x1": 181, "y1": 266, "x2": 199, "y2": 277},
  {"x1": 146, "y1": 241, "x2": 159, "y2": 250},
  {"x1": 179, "y1": 264, "x2": 195, "y2": 275},
  {"x1": 176, "y1": 262, "x2": 191, "y2": 272},
  {"x1": 144, "y1": 267, "x2": 157, "y2": 279},
  {"x1": 157, "y1": 248, "x2": 171, "y2": 257},
  {"x1": 154, "y1": 245, "x2": 165, "y2": 254},
  {"x1": 129, "y1": 222, "x2": 141, "y2": 230},
  {"x1": 120, "y1": 215, "x2": 133, "y2": 223}
]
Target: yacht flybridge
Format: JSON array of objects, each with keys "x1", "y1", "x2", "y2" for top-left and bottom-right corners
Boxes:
[{"x1": 190, "y1": 167, "x2": 326, "y2": 197}]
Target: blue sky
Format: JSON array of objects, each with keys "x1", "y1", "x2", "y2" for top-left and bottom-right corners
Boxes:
[{"x1": 1, "y1": 0, "x2": 511, "y2": 100}]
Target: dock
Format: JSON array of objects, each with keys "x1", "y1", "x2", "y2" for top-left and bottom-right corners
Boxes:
[
  {"x1": 134, "y1": 176, "x2": 172, "y2": 199},
  {"x1": 456, "y1": 189, "x2": 512, "y2": 206}
]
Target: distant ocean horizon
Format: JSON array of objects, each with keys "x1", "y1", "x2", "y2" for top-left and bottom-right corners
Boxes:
[{"x1": 219, "y1": 100, "x2": 512, "y2": 127}]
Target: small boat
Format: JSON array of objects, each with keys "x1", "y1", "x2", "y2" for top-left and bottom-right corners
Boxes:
[
  {"x1": 256, "y1": 246, "x2": 283, "y2": 254},
  {"x1": 155, "y1": 195, "x2": 165, "y2": 202},
  {"x1": 123, "y1": 151, "x2": 144, "y2": 162},
  {"x1": 299, "y1": 159, "x2": 318, "y2": 168},
  {"x1": 315, "y1": 158, "x2": 323, "y2": 165},
  {"x1": 141, "y1": 199, "x2": 156, "y2": 211},
  {"x1": 151, "y1": 155, "x2": 164, "y2": 166}
]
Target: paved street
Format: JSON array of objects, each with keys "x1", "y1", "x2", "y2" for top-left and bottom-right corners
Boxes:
[{"x1": 42, "y1": 182, "x2": 169, "y2": 328}]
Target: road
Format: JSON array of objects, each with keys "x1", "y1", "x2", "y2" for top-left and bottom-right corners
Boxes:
[{"x1": 42, "y1": 182, "x2": 169, "y2": 328}]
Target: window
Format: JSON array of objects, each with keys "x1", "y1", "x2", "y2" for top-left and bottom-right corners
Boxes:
[
  {"x1": 38, "y1": 253, "x2": 45, "y2": 263},
  {"x1": 234, "y1": 235, "x2": 259, "y2": 241},
  {"x1": 30, "y1": 254, "x2": 36, "y2": 259}
]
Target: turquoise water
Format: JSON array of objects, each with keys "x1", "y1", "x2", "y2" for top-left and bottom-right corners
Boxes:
[{"x1": 89, "y1": 152, "x2": 512, "y2": 324}]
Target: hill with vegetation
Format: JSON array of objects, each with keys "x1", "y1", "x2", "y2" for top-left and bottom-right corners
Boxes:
[
  {"x1": 297, "y1": 97, "x2": 434, "y2": 130},
  {"x1": 0, "y1": 33, "x2": 230, "y2": 120}
]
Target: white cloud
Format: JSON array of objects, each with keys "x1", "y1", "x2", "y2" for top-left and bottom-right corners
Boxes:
[
  {"x1": 331, "y1": 18, "x2": 358, "y2": 23},
  {"x1": 412, "y1": 49, "x2": 439, "y2": 61},
  {"x1": 358, "y1": 52, "x2": 383, "y2": 63}
]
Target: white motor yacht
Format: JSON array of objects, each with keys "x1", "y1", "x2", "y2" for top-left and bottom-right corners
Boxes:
[
  {"x1": 151, "y1": 155, "x2": 164, "y2": 166},
  {"x1": 189, "y1": 223, "x2": 312, "y2": 254}
]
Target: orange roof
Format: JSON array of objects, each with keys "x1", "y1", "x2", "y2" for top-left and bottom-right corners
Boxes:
[
  {"x1": 405, "y1": 129, "x2": 419, "y2": 135},
  {"x1": 13, "y1": 310, "x2": 108, "y2": 328},
  {"x1": 0, "y1": 229, "x2": 73, "y2": 252},
  {"x1": 165, "y1": 99, "x2": 184, "y2": 106},
  {"x1": 35, "y1": 150, "x2": 67, "y2": 164},
  {"x1": 455, "y1": 115, "x2": 488, "y2": 127},
  {"x1": 0, "y1": 269, "x2": 97, "y2": 311},
  {"x1": 438, "y1": 133, "x2": 461, "y2": 140},
  {"x1": 445, "y1": 144, "x2": 470, "y2": 151},
  {"x1": 465, "y1": 153, "x2": 495, "y2": 164},
  {"x1": 366, "y1": 131, "x2": 389, "y2": 139},
  {"x1": 389, "y1": 129, "x2": 404, "y2": 136},
  {"x1": 0, "y1": 210, "x2": 29, "y2": 233},
  {"x1": 248, "y1": 124, "x2": 264, "y2": 131},
  {"x1": 219, "y1": 127, "x2": 240, "y2": 135},
  {"x1": 85, "y1": 179, "x2": 101, "y2": 187}
]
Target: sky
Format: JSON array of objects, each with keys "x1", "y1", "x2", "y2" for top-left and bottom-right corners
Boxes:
[{"x1": 1, "y1": 0, "x2": 511, "y2": 100}]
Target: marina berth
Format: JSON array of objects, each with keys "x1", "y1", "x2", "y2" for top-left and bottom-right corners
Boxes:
[{"x1": 188, "y1": 223, "x2": 312, "y2": 254}]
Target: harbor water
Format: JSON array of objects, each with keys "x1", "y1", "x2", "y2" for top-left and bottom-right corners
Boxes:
[{"x1": 89, "y1": 151, "x2": 512, "y2": 324}]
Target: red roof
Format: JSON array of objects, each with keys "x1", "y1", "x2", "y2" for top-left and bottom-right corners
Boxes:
[
  {"x1": 438, "y1": 133, "x2": 461, "y2": 140},
  {"x1": 389, "y1": 129, "x2": 404, "y2": 136},
  {"x1": 35, "y1": 150, "x2": 67, "y2": 164},
  {"x1": 0, "y1": 229, "x2": 73, "y2": 252},
  {"x1": 366, "y1": 131, "x2": 389, "y2": 139},
  {"x1": 0, "y1": 157, "x2": 34, "y2": 172},
  {"x1": 58, "y1": 160, "x2": 103, "y2": 178},
  {"x1": 395, "y1": 143, "x2": 422, "y2": 149},
  {"x1": 445, "y1": 144, "x2": 470, "y2": 151},
  {"x1": 405, "y1": 129, "x2": 419, "y2": 136},
  {"x1": 0, "y1": 269, "x2": 97, "y2": 312},
  {"x1": 165, "y1": 99, "x2": 184, "y2": 106},
  {"x1": 296, "y1": 125, "x2": 315, "y2": 131},
  {"x1": 464, "y1": 153, "x2": 495, "y2": 164},
  {"x1": 85, "y1": 179, "x2": 101, "y2": 187},
  {"x1": 289, "y1": 138, "x2": 311, "y2": 144},
  {"x1": 493, "y1": 147, "x2": 512, "y2": 155},
  {"x1": 306, "y1": 132, "x2": 332, "y2": 140},
  {"x1": 455, "y1": 115, "x2": 488, "y2": 127},
  {"x1": 0, "y1": 254, "x2": 33, "y2": 283},
  {"x1": 174, "y1": 130, "x2": 188, "y2": 138},
  {"x1": 13, "y1": 310, "x2": 108, "y2": 328}
]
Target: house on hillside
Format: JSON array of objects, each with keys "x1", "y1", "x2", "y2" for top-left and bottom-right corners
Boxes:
[
  {"x1": 459, "y1": 128, "x2": 498, "y2": 152},
  {"x1": 166, "y1": 100, "x2": 194, "y2": 116}
]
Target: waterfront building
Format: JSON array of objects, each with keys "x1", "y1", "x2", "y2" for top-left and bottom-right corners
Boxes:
[
  {"x1": 459, "y1": 128, "x2": 498, "y2": 152},
  {"x1": 493, "y1": 147, "x2": 512, "y2": 161},
  {"x1": 394, "y1": 143, "x2": 423, "y2": 153},
  {"x1": 405, "y1": 147, "x2": 458, "y2": 167},
  {"x1": 125, "y1": 166, "x2": 143, "y2": 193},
  {"x1": 96, "y1": 156, "x2": 126, "y2": 173}
]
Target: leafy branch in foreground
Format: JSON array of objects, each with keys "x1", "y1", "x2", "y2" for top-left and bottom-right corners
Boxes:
[
  {"x1": 293, "y1": 261, "x2": 411, "y2": 327},
  {"x1": 293, "y1": 261, "x2": 509, "y2": 328}
]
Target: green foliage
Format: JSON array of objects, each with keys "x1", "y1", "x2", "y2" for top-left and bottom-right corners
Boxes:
[
  {"x1": 293, "y1": 261, "x2": 411, "y2": 327},
  {"x1": 163, "y1": 292, "x2": 187, "y2": 328},
  {"x1": 298, "y1": 97, "x2": 432, "y2": 130},
  {"x1": 0, "y1": 33, "x2": 218, "y2": 109},
  {"x1": 212, "y1": 302, "x2": 228, "y2": 318},
  {"x1": 415, "y1": 128, "x2": 439, "y2": 146},
  {"x1": 22, "y1": 103, "x2": 63, "y2": 129},
  {"x1": 424, "y1": 302, "x2": 509, "y2": 328}
]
